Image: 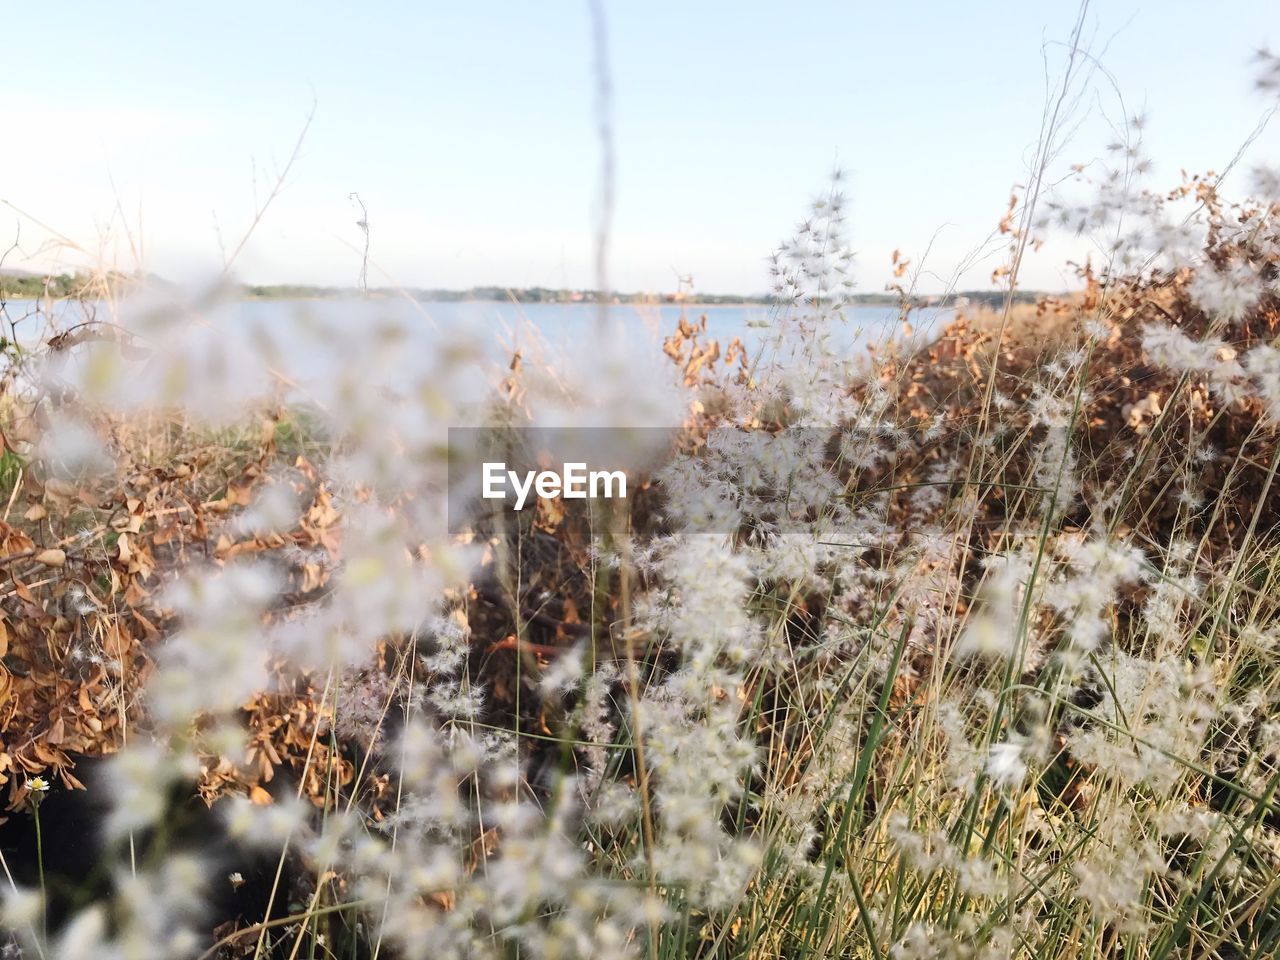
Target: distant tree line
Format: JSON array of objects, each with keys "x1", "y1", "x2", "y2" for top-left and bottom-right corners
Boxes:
[
  {"x1": 4, "y1": 273, "x2": 1054, "y2": 308},
  {"x1": 0, "y1": 273, "x2": 81, "y2": 300},
  {"x1": 243, "y1": 285, "x2": 1054, "y2": 307}
]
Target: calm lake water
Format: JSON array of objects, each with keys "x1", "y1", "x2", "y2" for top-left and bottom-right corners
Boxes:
[
  {"x1": 1, "y1": 297, "x2": 949, "y2": 419},
  {"x1": 0, "y1": 296, "x2": 946, "y2": 358},
  {"x1": 0, "y1": 296, "x2": 952, "y2": 469}
]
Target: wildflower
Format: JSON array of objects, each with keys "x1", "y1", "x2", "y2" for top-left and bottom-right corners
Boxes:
[
  {"x1": 937, "y1": 702, "x2": 985, "y2": 793},
  {"x1": 104, "y1": 741, "x2": 192, "y2": 838},
  {"x1": 1188, "y1": 260, "x2": 1263, "y2": 324},
  {"x1": 538, "y1": 642, "x2": 586, "y2": 696},
  {"x1": 1073, "y1": 842, "x2": 1166, "y2": 931},
  {"x1": 235, "y1": 481, "x2": 300, "y2": 536},
  {"x1": 26, "y1": 777, "x2": 50, "y2": 794},
  {"x1": 955, "y1": 554, "x2": 1026, "y2": 660},
  {"x1": 223, "y1": 793, "x2": 312, "y2": 849},
  {"x1": 56, "y1": 907, "x2": 109, "y2": 960},
  {"x1": 985, "y1": 742, "x2": 1027, "y2": 788},
  {"x1": 34, "y1": 413, "x2": 114, "y2": 481},
  {"x1": 1142, "y1": 322, "x2": 1224, "y2": 372},
  {"x1": 1, "y1": 887, "x2": 42, "y2": 928},
  {"x1": 956, "y1": 611, "x2": 1015, "y2": 660},
  {"x1": 1083, "y1": 317, "x2": 1111, "y2": 340},
  {"x1": 1246, "y1": 343, "x2": 1280, "y2": 422}
]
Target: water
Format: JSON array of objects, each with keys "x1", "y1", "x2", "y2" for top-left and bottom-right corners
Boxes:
[
  {"x1": 0, "y1": 296, "x2": 943, "y2": 357},
  {"x1": 0, "y1": 296, "x2": 948, "y2": 414}
]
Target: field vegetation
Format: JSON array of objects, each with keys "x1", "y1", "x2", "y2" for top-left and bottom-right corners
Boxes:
[{"x1": 1, "y1": 35, "x2": 1280, "y2": 960}]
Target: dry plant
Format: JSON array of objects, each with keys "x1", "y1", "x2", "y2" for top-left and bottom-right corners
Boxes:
[{"x1": 2, "y1": 26, "x2": 1280, "y2": 960}]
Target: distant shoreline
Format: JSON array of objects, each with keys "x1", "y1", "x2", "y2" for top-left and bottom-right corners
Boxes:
[
  {"x1": 235, "y1": 293, "x2": 778, "y2": 307},
  {"x1": 1, "y1": 273, "x2": 1055, "y2": 310}
]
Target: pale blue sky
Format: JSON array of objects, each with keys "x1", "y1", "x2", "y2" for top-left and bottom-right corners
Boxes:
[{"x1": 1, "y1": 2, "x2": 1276, "y2": 295}]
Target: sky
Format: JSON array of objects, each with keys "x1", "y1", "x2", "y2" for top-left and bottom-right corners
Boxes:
[{"x1": 1, "y1": 1, "x2": 1277, "y2": 296}]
